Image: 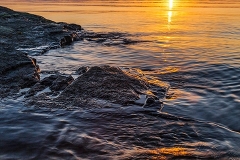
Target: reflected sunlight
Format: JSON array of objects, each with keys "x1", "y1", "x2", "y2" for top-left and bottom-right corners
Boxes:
[
  {"x1": 168, "y1": 0, "x2": 174, "y2": 25},
  {"x1": 168, "y1": 11, "x2": 172, "y2": 23},
  {"x1": 169, "y1": 0, "x2": 173, "y2": 10}
]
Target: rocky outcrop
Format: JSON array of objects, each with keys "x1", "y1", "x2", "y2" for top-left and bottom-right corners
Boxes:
[
  {"x1": 26, "y1": 66, "x2": 169, "y2": 108},
  {"x1": 0, "y1": 6, "x2": 82, "y2": 98},
  {"x1": 0, "y1": 6, "x2": 83, "y2": 56},
  {"x1": 58, "y1": 66, "x2": 149, "y2": 105}
]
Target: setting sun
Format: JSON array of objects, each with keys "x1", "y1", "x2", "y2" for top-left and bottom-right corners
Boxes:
[{"x1": 169, "y1": 0, "x2": 173, "y2": 10}]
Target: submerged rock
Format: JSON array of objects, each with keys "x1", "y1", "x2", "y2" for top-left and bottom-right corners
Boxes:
[{"x1": 27, "y1": 66, "x2": 169, "y2": 108}]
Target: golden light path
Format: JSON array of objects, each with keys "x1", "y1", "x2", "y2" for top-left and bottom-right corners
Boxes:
[
  {"x1": 168, "y1": 10, "x2": 172, "y2": 23},
  {"x1": 168, "y1": 0, "x2": 173, "y2": 23},
  {"x1": 169, "y1": 0, "x2": 173, "y2": 10}
]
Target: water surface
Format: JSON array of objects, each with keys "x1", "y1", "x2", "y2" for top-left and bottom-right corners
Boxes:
[{"x1": 1, "y1": 0, "x2": 240, "y2": 159}]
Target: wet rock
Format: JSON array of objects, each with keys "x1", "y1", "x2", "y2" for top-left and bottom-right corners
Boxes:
[
  {"x1": 76, "y1": 66, "x2": 89, "y2": 75},
  {"x1": 25, "y1": 74, "x2": 74, "y2": 97},
  {"x1": 0, "y1": 25, "x2": 14, "y2": 35},
  {"x1": 60, "y1": 32, "x2": 81, "y2": 46},
  {"x1": 58, "y1": 66, "x2": 148, "y2": 105},
  {"x1": 41, "y1": 75, "x2": 59, "y2": 86},
  {"x1": 25, "y1": 83, "x2": 47, "y2": 98},
  {"x1": 63, "y1": 24, "x2": 82, "y2": 31},
  {"x1": 0, "y1": 6, "x2": 84, "y2": 98},
  {"x1": 50, "y1": 75, "x2": 74, "y2": 91},
  {"x1": 27, "y1": 66, "x2": 169, "y2": 108},
  {"x1": 0, "y1": 6, "x2": 83, "y2": 55},
  {"x1": 61, "y1": 35, "x2": 73, "y2": 46},
  {"x1": 0, "y1": 52, "x2": 40, "y2": 98},
  {"x1": 25, "y1": 75, "x2": 57, "y2": 97}
]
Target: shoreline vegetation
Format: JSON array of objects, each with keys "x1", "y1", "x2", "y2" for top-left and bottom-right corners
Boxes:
[{"x1": 0, "y1": 6, "x2": 168, "y2": 108}]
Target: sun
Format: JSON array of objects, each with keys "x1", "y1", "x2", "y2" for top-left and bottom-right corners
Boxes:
[{"x1": 169, "y1": 0, "x2": 173, "y2": 10}]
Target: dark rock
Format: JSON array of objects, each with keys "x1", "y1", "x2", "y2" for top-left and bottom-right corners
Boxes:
[
  {"x1": 25, "y1": 83, "x2": 47, "y2": 98},
  {"x1": 25, "y1": 74, "x2": 74, "y2": 97},
  {"x1": 0, "y1": 6, "x2": 85, "y2": 98},
  {"x1": 0, "y1": 52, "x2": 40, "y2": 98},
  {"x1": 58, "y1": 66, "x2": 148, "y2": 105},
  {"x1": 50, "y1": 75, "x2": 74, "y2": 91},
  {"x1": 25, "y1": 75, "x2": 57, "y2": 97},
  {"x1": 49, "y1": 30, "x2": 64, "y2": 35},
  {"x1": 60, "y1": 32, "x2": 81, "y2": 46},
  {"x1": 61, "y1": 35, "x2": 73, "y2": 46},
  {"x1": 76, "y1": 66, "x2": 89, "y2": 75},
  {"x1": 70, "y1": 32, "x2": 80, "y2": 41},
  {"x1": 63, "y1": 24, "x2": 82, "y2": 31},
  {"x1": 0, "y1": 6, "x2": 84, "y2": 55},
  {"x1": 40, "y1": 75, "x2": 58, "y2": 86},
  {"x1": 145, "y1": 97, "x2": 156, "y2": 105},
  {"x1": 27, "y1": 66, "x2": 169, "y2": 108}
]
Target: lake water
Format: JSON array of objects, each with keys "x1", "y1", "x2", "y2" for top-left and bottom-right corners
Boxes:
[{"x1": 1, "y1": 0, "x2": 240, "y2": 159}]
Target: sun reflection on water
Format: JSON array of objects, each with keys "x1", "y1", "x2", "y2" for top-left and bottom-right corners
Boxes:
[
  {"x1": 169, "y1": 0, "x2": 173, "y2": 10},
  {"x1": 168, "y1": 11, "x2": 172, "y2": 23},
  {"x1": 168, "y1": 0, "x2": 174, "y2": 24}
]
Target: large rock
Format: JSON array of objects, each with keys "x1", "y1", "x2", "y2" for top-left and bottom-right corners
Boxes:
[
  {"x1": 0, "y1": 6, "x2": 83, "y2": 55},
  {"x1": 59, "y1": 66, "x2": 149, "y2": 105},
  {"x1": 27, "y1": 66, "x2": 169, "y2": 108}
]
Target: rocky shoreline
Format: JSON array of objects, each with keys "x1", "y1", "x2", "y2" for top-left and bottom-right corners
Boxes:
[
  {"x1": 0, "y1": 6, "x2": 82, "y2": 98},
  {"x1": 0, "y1": 6, "x2": 169, "y2": 108}
]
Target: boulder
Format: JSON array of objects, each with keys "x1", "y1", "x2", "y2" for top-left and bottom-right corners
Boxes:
[
  {"x1": 27, "y1": 66, "x2": 169, "y2": 108},
  {"x1": 58, "y1": 65, "x2": 149, "y2": 105}
]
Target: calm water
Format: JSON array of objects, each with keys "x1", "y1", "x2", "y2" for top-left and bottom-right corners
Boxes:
[{"x1": 1, "y1": 0, "x2": 240, "y2": 159}]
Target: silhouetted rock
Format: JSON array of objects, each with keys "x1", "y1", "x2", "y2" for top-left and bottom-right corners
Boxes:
[{"x1": 63, "y1": 24, "x2": 82, "y2": 31}]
